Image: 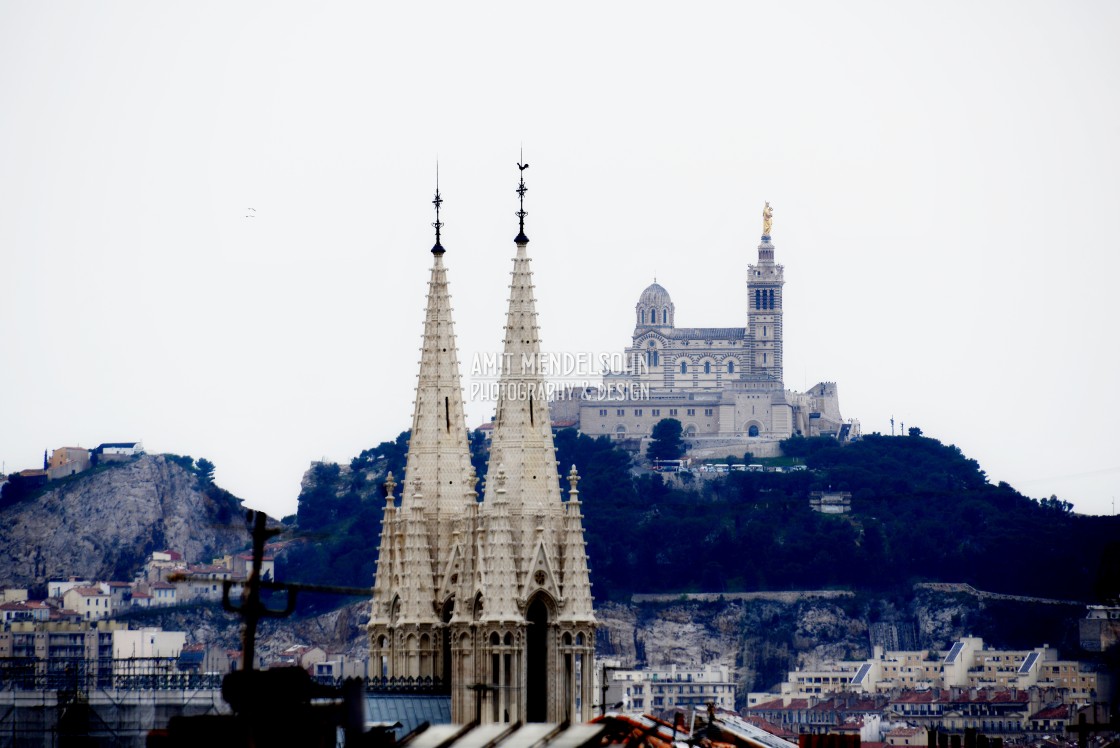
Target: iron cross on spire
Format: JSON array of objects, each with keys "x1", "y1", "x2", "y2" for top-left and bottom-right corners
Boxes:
[
  {"x1": 431, "y1": 162, "x2": 445, "y2": 255},
  {"x1": 515, "y1": 153, "x2": 529, "y2": 244}
]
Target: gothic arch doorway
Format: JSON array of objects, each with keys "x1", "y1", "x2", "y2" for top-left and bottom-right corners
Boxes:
[{"x1": 526, "y1": 595, "x2": 551, "y2": 722}]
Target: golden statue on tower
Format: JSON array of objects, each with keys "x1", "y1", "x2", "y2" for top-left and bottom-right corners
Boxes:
[{"x1": 763, "y1": 201, "x2": 773, "y2": 237}]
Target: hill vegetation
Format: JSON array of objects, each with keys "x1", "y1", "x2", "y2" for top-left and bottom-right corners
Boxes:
[{"x1": 279, "y1": 429, "x2": 1120, "y2": 609}]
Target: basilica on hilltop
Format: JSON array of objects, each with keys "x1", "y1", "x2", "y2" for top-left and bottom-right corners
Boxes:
[
  {"x1": 570, "y1": 202, "x2": 858, "y2": 456},
  {"x1": 368, "y1": 168, "x2": 596, "y2": 725}
]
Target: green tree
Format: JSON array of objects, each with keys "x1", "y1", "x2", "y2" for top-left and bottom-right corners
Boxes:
[
  {"x1": 196, "y1": 458, "x2": 216, "y2": 486},
  {"x1": 647, "y1": 418, "x2": 685, "y2": 462}
]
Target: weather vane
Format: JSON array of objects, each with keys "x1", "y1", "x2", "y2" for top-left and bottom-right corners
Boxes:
[
  {"x1": 515, "y1": 150, "x2": 529, "y2": 243},
  {"x1": 431, "y1": 162, "x2": 445, "y2": 255}
]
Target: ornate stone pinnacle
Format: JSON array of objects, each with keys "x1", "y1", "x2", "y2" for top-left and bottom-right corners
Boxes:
[
  {"x1": 384, "y1": 471, "x2": 397, "y2": 503},
  {"x1": 567, "y1": 465, "x2": 581, "y2": 495}
]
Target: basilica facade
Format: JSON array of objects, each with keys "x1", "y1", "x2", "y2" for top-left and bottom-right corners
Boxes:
[
  {"x1": 368, "y1": 175, "x2": 596, "y2": 725},
  {"x1": 575, "y1": 213, "x2": 855, "y2": 449}
]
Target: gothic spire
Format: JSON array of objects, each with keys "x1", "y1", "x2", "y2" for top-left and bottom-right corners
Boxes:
[{"x1": 483, "y1": 163, "x2": 562, "y2": 515}]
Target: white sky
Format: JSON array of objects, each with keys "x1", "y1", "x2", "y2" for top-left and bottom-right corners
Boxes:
[{"x1": 2, "y1": 2, "x2": 1118, "y2": 519}]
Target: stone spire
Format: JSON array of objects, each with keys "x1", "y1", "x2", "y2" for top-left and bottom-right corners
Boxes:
[
  {"x1": 559, "y1": 465, "x2": 595, "y2": 620},
  {"x1": 479, "y1": 466, "x2": 521, "y2": 622},
  {"x1": 401, "y1": 190, "x2": 475, "y2": 526},
  {"x1": 368, "y1": 186, "x2": 474, "y2": 666},
  {"x1": 369, "y1": 472, "x2": 398, "y2": 608},
  {"x1": 484, "y1": 166, "x2": 562, "y2": 516}
]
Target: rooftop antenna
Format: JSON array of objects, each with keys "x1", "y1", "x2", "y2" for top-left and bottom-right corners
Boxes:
[
  {"x1": 890, "y1": 416, "x2": 895, "y2": 436},
  {"x1": 431, "y1": 161, "x2": 445, "y2": 255},
  {"x1": 515, "y1": 148, "x2": 529, "y2": 243}
]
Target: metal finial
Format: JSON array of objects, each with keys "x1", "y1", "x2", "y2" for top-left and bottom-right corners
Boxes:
[
  {"x1": 431, "y1": 163, "x2": 445, "y2": 255},
  {"x1": 515, "y1": 150, "x2": 529, "y2": 244}
]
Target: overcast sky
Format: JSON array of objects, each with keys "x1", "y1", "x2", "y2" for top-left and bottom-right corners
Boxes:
[{"x1": 2, "y1": 2, "x2": 1118, "y2": 520}]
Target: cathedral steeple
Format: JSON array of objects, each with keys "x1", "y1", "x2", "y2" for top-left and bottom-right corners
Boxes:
[
  {"x1": 485, "y1": 162, "x2": 561, "y2": 514},
  {"x1": 368, "y1": 185, "x2": 474, "y2": 683},
  {"x1": 472, "y1": 164, "x2": 596, "y2": 725},
  {"x1": 372, "y1": 168, "x2": 594, "y2": 726}
]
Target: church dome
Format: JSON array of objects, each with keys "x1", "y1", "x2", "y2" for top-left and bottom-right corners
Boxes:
[
  {"x1": 635, "y1": 281, "x2": 675, "y2": 328},
  {"x1": 639, "y1": 281, "x2": 672, "y2": 307}
]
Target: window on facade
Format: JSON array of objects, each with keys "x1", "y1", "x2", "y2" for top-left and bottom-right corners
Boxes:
[
  {"x1": 599, "y1": 409, "x2": 607, "y2": 416},
  {"x1": 727, "y1": 361, "x2": 734, "y2": 374},
  {"x1": 652, "y1": 409, "x2": 660, "y2": 416},
  {"x1": 764, "y1": 353, "x2": 767, "y2": 363},
  {"x1": 634, "y1": 409, "x2": 642, "y2": 416},
  {"x1": 680, "y1": 361, "x2": 687, "y2": 374},
  {"x1": 687, "y1": 408, "x2": 695, "y2": 416},
  {"x1": 641, "y1": 309, "x2": 646, "y2": 324},
  {"x1": 662, "y1": 309, "x2": 668, "y2": 323},
  {"x1": 616, "y1": 409, "x2": 625, "y2": 416},
  {"x1": 704, "y1": 408, "x2": 713, "y2": 416},
  {"x1": 704, "y1": 362, "x2": 711, "y2": 374},
  {"x1": 669, "y1": 408, "x2": 677, "y2": 416}
]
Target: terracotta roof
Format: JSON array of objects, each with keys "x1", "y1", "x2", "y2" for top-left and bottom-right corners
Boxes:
[
  {"x1": 886, "y1": 727, "x2": 923, "y2": 738},
  {"x1": 747, "y1": 698, "x2": 810, "y2": 711},
  {"x1": 840, "y1": 698, "x2": 883, "y2": 712},
  {"x1": 1030, "y1": 704, "x2": 1070, "y2": 721}
]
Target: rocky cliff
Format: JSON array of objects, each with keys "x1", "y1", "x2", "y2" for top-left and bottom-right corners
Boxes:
[
  {"x1": 595, "y1": 588, "x2": 1085, "y2": 697},
  {"x1": 0, "y1": 455, "x2": 248, "y2": 588}
]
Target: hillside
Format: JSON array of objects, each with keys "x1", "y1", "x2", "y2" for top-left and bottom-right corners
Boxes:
[
  {"x1": 0, "y1": 454, "x2": 248, "y2": 588},
  {"x1": 281, "y1": 429, "x2": 1120, "y2": 608}
]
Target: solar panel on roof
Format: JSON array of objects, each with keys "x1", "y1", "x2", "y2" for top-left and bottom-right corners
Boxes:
[
  {"x1": 850, "y1": 663, "x2": 872, "y2": 685},
  {"x1": 943, "y1": 642, "x2": 964, "y2": 664},
  {"x1": 1017, "y1": 651, "x2": 1040, "y2": 675}
]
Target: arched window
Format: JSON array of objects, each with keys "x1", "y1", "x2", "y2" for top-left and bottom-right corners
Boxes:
[
  {"x1": 641, "y1": 309, "x2": 646, "y2": 324},
  {"x1": 662, "y1": 308, "x2": 668, "y2": 324},
  {"x1": 755, "y1": 289, "x2": 761, "y2": 309},
  {"x1": 704, "y1": 361, "x2": 711, "y2": 375},
  {"x1": 749, "y1": 424, "x2": 759, "y2": 437},
  {"x1": 727, "y1": 361, "x2": 734, "y2": 374},
  {"x1": 680, "y1": 361, "x2": 687, "y2": 374}
]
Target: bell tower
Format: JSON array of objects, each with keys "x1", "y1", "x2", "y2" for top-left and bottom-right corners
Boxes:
[{"x1": 748, "y1": 201, "x2": 784, "y2": 381}]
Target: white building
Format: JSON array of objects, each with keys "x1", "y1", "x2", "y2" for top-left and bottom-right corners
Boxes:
[{"x1": 605, "y1": 663, "x2": 737, "y2": 714}]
